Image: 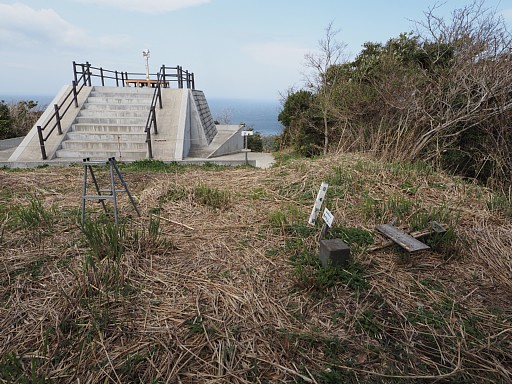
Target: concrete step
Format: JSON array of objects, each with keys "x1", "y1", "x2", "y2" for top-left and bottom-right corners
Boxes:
[
  {"x1": 61, "y1": 140, "x2": 146, "y2": 151},
  {"x1": 83, "y1": 103, "x2": 150, "y2": 111},
  {"x1": 89, "y1": 91, "x2": 154, "y2": 99},
  {"x1": 78, "y1": 109, "x2": 149, "y2": 118},
  {"x1": 86, "y1": 97, "x2": 153, "y2": 105},
  {"x1": 65, "y1": 131, "x2": 147, "y2": 142},
  {"x1": 53, "y1": 86, "x2": 154, "y2": 162},
  {"x1": 75, "y1": 117, "x2": 147, "y2": 125},
  {"x1": 55, "y1": 148, "x2": 147, "y2": 160},
  {"x1": 72, "y1": 124, "x2": 146, "y2": 133},
  {"x1": 91, "y1": 86, "x2": 154, "y2": 95}
]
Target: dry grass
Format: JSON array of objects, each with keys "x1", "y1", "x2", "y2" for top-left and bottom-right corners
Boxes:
[{"x1": 0, "y1": 154, "x2": 510, "y2": 383}]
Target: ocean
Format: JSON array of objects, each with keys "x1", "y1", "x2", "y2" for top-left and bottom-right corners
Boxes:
[
  {"x1": 207, "y1": 98, "x2": 283, "y2": 136},
  {"x1": 1, "y1": 95, "x2": 283, "y2": 136}
]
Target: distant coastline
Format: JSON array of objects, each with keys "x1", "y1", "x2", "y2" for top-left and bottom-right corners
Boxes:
[{"x1": 0, "y1": 95, "x2": 53, "y2": 105}]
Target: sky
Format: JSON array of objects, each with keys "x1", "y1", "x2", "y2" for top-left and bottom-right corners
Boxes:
[{"x1": 1, "y1": 0, "x2": 512, "y2": 102}]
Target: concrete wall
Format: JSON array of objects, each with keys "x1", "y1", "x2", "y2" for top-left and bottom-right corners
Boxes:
[
  {"x1": 191, "y1": 90, "x2": 217, "y2": 144},
  {"x1": 189, "y1": 90, "x2": 207, "y2": 147},
  {"x1": 173, "y1": 89, "x2": 190, "y2": 160},
  {"x1": 209, "y1": 125, "x2": 244, "y2": 157}
]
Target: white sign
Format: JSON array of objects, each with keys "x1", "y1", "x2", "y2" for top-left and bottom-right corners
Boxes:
[
  {"x1": 241, "y1": 131, "x2": 254, "y2": 136},
  {"x1": 308, "y1": 182, "x2": 328, "y2": 225},
  {"x1": 322, "y1": 208, "x2": 334, "y2": 227}
]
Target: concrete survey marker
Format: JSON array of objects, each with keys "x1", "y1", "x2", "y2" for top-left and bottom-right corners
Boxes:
[
  {"x1": 319, "y1": 239, "x2": 351, "y2": 268},
  {"x1": 307, "y1": 183, "x2": 352, "y2": 268},
  {"x1": 308, "y1": 182, "x2": 328, "y2": 225}
]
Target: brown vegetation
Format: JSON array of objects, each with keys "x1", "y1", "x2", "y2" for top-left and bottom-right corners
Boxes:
[
  {"x1": 281, "y1": 1, "x2": 512, "y2": 189},
  {"x1": 0, "y1": 155, "x2": 510, "y2": 382}
]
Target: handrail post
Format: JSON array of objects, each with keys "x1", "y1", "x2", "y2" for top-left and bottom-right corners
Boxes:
[
  {"x1": 161, "y1": 65, "x2": 166, "y2": 87},
  {"x1": 185, "y1": 70, "x2": 190, "y2": 88},
  {"x1": 178, "y1": 66, "x2": 183, "y2": 88},
  {"x1": 86, "y1": 62, "x2": 91, "y2": 86},
  {"x1": 81, "y1": 63, "x2": 87, "y2": 86},
  {"x1": 54, "y1": 104, "x2": 63, "y2": 135},
  {"x1": 115, "y1": 70, "x2": 119, "y2": 87},
  {"x1": 37, "y1": 126, "x2": 47, "y2": 160},
  {"x1": 73, "y1": 61, "x2": 78, "y2": 85},
  {"x1": 151, "y1": 106, "x2": 158, "y2": 134},
  {"x1": 156, "y1": 72, "x2": 165, "y2": 109},
  {"x1": 100, "y1": 67, "x2": 105, "y2": 86},
  {"x1": 191, "y1": 73, "x2": 195, "y2": 90},
  {"x1": 146, "y1": 130, "x2": 153, "y2": 159},
  {"x1": 72, "y1": 81, "x2": 78, "y2": 108}
]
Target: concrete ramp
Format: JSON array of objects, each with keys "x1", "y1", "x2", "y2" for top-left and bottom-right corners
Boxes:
[{"x1": 8, "y1": 85, "x2": 92, "y2": 163}]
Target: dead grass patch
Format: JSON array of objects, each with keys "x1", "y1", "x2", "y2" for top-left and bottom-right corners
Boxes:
[{"x1": 0, "y1": 154, "x2": 510, "y2": 383}]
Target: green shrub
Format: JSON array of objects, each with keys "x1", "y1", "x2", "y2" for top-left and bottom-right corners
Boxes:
[
  {"x1": 194, "y1": 183, "x2": 231, "y2": 210},
  {"x1": 0, "y1": 100, "x2": 14, "y2": 140},
  {"x1": 247, "y1": 130, "x2": 263, "y2": 152},
  {"x1": 15, "y1": 197, "x2": 56, "y2": 230}
]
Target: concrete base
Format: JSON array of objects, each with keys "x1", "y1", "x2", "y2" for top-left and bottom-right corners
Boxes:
[{"x1": 319, "y1": 239, "x2": 351, "y2": 268}]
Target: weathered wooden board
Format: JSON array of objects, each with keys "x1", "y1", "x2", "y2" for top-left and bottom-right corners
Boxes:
[{"x1": 376, "y1": 224, "x2": 430, "y2": 253}]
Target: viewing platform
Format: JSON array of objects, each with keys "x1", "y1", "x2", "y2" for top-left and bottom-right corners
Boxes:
[{"x1": 0, "y1": 61, "x2": 275, "y2": 168}]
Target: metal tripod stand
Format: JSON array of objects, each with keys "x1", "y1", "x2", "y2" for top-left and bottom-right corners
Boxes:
[{"x1": 81, "y1": 157, "x2": 140, "y2": 229}]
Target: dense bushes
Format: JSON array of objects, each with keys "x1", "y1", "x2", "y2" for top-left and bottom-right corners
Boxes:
[
  {"x1": 0, "y1": 101, "x2": 13, "y2": 140},
  {"x1": 0, "y1": 100, "x2": 42, "y2": 140},
  {"x1": 279, "y1": 1, "x2": 512, "y2": 189},
  {"x1": 278, "y1": 90, "x2": 323, "y2": 156}
]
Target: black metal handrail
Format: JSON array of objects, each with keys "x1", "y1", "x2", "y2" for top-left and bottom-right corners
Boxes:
[
  {"x1": 144, "y1": 67, "x2": 166, "y2": 159},
  {"x1": 36, "y1": 61, "x2": 196, "y2": 160},
  {"x1": 72, "y1": 61, "x2": 195, "y2": 90},
  {"x1": 36, "y1": 76, "x2": 86, "y2": 159}
]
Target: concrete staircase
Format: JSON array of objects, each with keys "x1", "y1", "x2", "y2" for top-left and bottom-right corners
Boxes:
[
  {"x1": 4, "y1": 85, "x2": 247, "y2": 167},
  {"x1": 55, "y1": 87, "x2": 153, "y2": 161}
]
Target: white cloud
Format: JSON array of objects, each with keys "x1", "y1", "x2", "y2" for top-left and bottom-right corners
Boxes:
[
  {"x1": 0, "y1": 3, "x2": 82, "y2": 48},
  {"x1": 75, "y1": 0, "x2": 211, "y2": 13},
  {"x1": 241, "y1": 41, "x2": 310, "y2": 70},
  {"x1": 0, "y1": 3, "x2": 129, "y2": 51}
]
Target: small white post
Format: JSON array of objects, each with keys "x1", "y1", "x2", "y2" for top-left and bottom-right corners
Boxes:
[
  {"x1": 308, "y1": 182, "x2": 329, "y2": 225},
  {"x1": 142, "y1": 49, "x2": 150, "y2": 81},
  {"x1": 241, "y1": 124, "x2": 253, "y2": 165}
]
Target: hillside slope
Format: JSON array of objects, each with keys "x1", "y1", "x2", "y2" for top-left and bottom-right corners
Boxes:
[{"x1": 0, "y1": 154, "x2": 510, "y2": 383}]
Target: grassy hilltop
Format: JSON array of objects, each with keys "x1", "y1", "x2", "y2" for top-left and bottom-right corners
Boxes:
[{"x1": 0, "y1": 154, "x2": 511, "y2": 383}]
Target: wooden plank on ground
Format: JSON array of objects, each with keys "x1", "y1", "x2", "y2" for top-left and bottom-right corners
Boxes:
[{"x1": 376, "y1": 224, "x2": 430, "y2": 253}]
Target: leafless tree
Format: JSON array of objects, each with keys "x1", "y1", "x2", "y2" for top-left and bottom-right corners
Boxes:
[
  {"x1": 214, "y1": 108, "x2": 233, "y2": 125},
  {"x1": 304, "y1": 22, "x2": 347, "y2": 155},
  {"x1": 9, "y1": 100, "x2": 43, "y2": 137}
]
